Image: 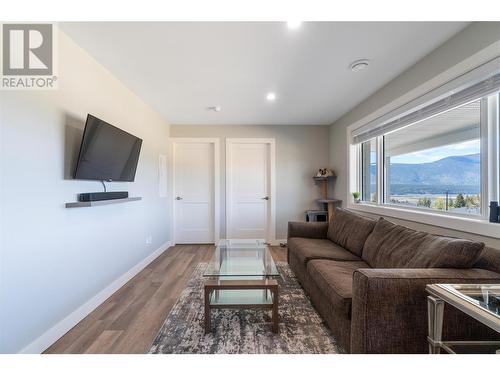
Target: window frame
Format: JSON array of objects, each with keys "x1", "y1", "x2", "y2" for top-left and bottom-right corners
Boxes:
[
  {"x1": 360, "y1": 138, "x2": 378, "y2": 203},
  {"x1": 348, "y1": 90, "x2": 500, "y2": 239}
]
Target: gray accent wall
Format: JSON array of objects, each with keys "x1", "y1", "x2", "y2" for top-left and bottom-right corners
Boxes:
[
  {"x1": 170, "y1": 125, "x2": 331, "y2": 239},
  {"x1": 329, "y1": 22, "x2": 500, "y2": 248}
]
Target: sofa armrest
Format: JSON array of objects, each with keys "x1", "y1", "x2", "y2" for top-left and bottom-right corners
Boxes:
[
  {"x1": 287, "y1": 221, "x2": 328, "y2": 241},
  {"x1": 351, "y1": 268, "x2": 500, "y2": 354}
]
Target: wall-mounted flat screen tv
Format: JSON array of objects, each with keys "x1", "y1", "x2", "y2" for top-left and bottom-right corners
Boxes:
[{"x1": 74, "y1": 114, "x2": 143, "y2": 182}]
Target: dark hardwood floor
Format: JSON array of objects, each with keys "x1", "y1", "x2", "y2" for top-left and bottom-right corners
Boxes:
[{"x1": 44, "y1": 244, "x2": 287, "y2": 354}]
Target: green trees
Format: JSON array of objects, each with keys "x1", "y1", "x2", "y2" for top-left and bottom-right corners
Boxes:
[
  {"x1": 397, "y1": 193, "x2": 479, "y2": 212},
  {"x1": 453, "y1": 193, "x2": 480, "y2": 209},
  {"x1": 417, "y1": 197, "x2": 432, "y2": 208},
  {"x1": 465, "y1": 194, "x2": 480, "y2": 209},
  {"x1": 454, "y1": 193, "x2": 466, "y2": 208},
  {"x1": 433, "y1": 198, "x2": 446, "y2": 210}
]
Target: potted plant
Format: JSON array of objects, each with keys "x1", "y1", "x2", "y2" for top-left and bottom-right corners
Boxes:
[{"x1": 352, "y1": 192, "x2": 361, "y2": 203}]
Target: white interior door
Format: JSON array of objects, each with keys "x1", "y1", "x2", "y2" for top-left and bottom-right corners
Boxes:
[
  {"x1": 174, "y1": 140, "x2": 218, "y2": 244},
  {"x1": 226, "y1": 139, "x2": 275, "y2": 241}
]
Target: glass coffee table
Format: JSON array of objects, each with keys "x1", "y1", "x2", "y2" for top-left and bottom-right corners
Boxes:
[
  {"x1": 426, "y1": 284, "x2": 500, "y2": 354},
  {"x1": 203, "y1": 239, "x2": 280, "y2": 334}
]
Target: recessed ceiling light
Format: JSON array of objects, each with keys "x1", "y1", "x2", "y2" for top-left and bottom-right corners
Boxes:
[
  {"x1": 206, "y1": 106, "x2": 221, "y2": 112},
  {"x1": 349, "y1": 59, "x2": 370, "y2": 72},
  {"x1": 266, "y1": 92, "x2": 277, "y2": 101},
  {"x1": 286, "y1": 21, "x2": 302, "y2": 30}
]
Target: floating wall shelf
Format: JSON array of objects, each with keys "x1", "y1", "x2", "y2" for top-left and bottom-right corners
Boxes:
[
  {"x1": 317, "y1": 199, "x2": 342, "y2": 204},
  {"x1": 312, "y1": 175, "x2": 336, "y2": 181},
  {"x1": 65, "y1": 197, "x2": 142, "y2": 208}
]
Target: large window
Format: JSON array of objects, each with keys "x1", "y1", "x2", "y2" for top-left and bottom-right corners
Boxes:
[
  {"x1": 353, "y1": 68, "x2": 500, "y2": 221},
  {"x1": 385, "y1": 100, "x2": 481, "y2": 215}
]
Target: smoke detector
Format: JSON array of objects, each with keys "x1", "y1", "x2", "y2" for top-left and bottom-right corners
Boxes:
[{"x1": 349, "y1": 59, "x2": 370, "y2": 72}]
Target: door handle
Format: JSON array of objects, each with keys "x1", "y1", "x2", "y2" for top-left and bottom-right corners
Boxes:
[
  {"x1": 176, "y1": 196, "x2": 183, "y2": 200},
  {"x1": 261, "y1": 196, "x2": 269, "y2": 200}
]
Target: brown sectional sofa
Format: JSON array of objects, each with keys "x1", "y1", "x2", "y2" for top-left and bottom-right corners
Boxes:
[{"x1": 287, "y1": 208, "x2": 500, "y2": 353}]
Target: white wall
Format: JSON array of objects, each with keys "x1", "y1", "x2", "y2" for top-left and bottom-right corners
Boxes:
[
  {"x1": 170, "y1": 125, "x2": 331, "y2": 239},
  {"x1": 329, "y1": 22, "x2": 500, "y2": 248},
  {"x1": 0, "y1": 31, "x2": 172, "y2": 353}
]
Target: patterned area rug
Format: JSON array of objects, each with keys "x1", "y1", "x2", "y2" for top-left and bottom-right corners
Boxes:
[{"x1": 149, "y1": 262, "x2": 341, "y2": 354}]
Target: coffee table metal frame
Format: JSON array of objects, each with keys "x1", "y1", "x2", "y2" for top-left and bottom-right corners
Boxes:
[
  {"x1": 204, "y1": 279, "x2": 279, "y2": 333},
  {"x1": 203, "y1": 239, "x2": 280, "y2": 334}
]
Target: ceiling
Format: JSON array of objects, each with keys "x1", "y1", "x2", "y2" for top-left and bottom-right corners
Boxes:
[{"x1": 60, "y1": 22, "x2": 469, "y2": 125}]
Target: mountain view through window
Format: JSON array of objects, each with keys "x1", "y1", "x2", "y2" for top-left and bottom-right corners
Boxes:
[{"x1": 383, "y1": 100, "x2": 481, "y2": 215}]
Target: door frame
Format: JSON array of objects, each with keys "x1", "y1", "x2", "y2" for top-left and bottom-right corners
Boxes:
[
  {"x1": 171, "y1": 138, "x2": 220, "y2": 245},
  {"x1": 225, "y1": 138, "x2": 276, "y2": 243}
]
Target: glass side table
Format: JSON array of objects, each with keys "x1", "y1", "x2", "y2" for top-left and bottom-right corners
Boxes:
[{"x1": 426, "y1": 284, "x2": 500, "y2": 354}]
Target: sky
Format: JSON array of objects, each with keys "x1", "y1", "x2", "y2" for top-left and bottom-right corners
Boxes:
[{"x1": 390, "y1": 139, "x2": 480, "y2": 164}]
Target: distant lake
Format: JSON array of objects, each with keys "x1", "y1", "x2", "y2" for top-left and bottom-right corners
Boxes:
[
  {"x1": 386, "y1": 184, "x2": 480, "y2": 195},
  {"x1": 388, "y1": 193, "x2": 481, "y2": 215}
]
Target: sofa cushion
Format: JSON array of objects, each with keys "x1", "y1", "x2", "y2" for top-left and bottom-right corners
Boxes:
[
  {"x1": 288, "y1": 237, "x2": 361, "y2": 265},
  {"x1": 362, "y1": 217, "x2": 485, "y2": 268},
  {"x1": 407, "y1": 235, "x2": 485, "y2": 268},
  {"x1": 307, "y1": 259, "x2": 370, "y2": 318},
  {"x1": 327, "y1": 208, "x2": 376, "y2": 256},
  {"x1": 474, "y1": 246, "x2": 500, "y2": 274}
]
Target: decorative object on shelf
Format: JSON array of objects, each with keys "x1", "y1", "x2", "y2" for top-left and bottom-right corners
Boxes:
[
  {"x1": 352, "y1": 192, "x2": 361, "y2": 203},
  {"x1": 316, "y1": 168, "x2": 335, "y2": 177}
]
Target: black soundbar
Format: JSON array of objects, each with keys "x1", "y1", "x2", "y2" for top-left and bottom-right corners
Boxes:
[{"x1": 78, "y1": 191, "x2": 129, "y2": 202}]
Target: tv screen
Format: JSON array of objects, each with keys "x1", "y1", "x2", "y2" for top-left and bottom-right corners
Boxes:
[{"x1": 74, "y1": 114, "x2": 143, "y2": 182}]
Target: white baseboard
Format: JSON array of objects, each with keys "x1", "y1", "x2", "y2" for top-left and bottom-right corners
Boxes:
[
  {"x1": 269, "y1": 239, "x2": 286, "y2": 246},
  {"x1": 19, "y1": 240, "x2": 173, "y2": 354}
]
